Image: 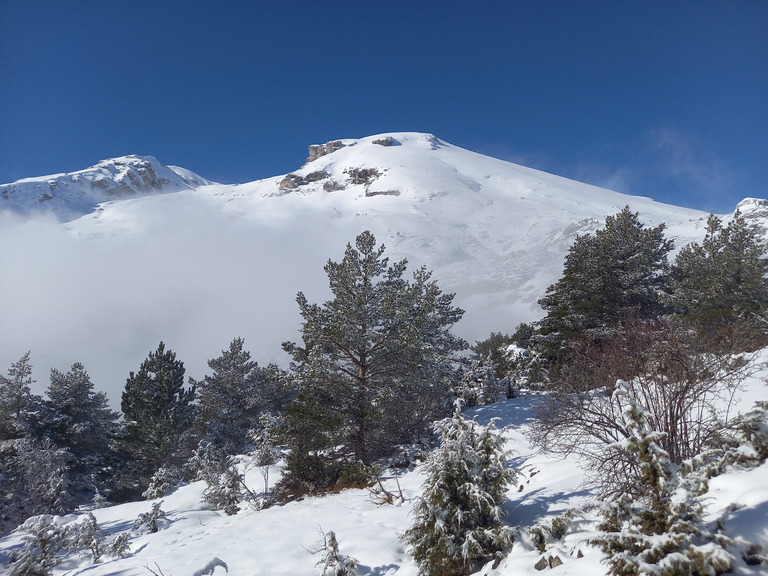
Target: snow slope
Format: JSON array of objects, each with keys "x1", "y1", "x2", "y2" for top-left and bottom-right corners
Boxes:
[
  {"x1": 1, "y1": 350, "x2": 765, "y2": 576},
  {"x1": 0, "y1": 133, "x2": 762, "y2": 405}
]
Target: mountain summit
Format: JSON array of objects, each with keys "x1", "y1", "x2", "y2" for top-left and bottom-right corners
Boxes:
[{"x1": 0, "y1": 154, "x2": 213, "y2": 220}]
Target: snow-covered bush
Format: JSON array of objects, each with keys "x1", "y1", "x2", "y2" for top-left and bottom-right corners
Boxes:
[
  {"x1": 311, "y1": 529, "x2": 359, "y2": 576},
  {"x1": 143, "y1": 466, "x2": 183, "y2": 500},
  {"x1": 7, "y1": 515, "x2": 72, "y2": 576},
  {"x1": 402, "y1": 410, "x2": 516, "y2": 576},
  {"x1": 593, "y1": 384, "x2": 734, "y2": 576},
  {"x1": 133, "y1": 501, "x2": 167, "y2": 534},
  {"x1": 454, "y1": 354, "x2": 504, "y2": 407},
  {"x1": 502, "y1": 343, "x2": 548, "y2": 392},
  {"x1": 529, "y1": 319, "x2": 754, "y2": 498},
  {"x1": 68, "y1": 512, "x2": 131, "y2": 562}
]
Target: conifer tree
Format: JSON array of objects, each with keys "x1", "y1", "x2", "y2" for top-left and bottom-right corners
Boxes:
[
  {"x1": 403, "y1": 410, "x2": 515, "y2": 576},
  {"x1": 281, "y1": 231, "x2": 465, "y2": 487},
  {"x1": 672, "y1": 211, "x2": 768, "y2": 339},
  {"x1": 41, "y1": 363, "x2": 119, "y2": 480},
  {"x1": 594, "y1": 383, "x2": 734, "y2": 576},
  {"x1": 538, "y1": 207, "x2": 672, "y2": 360},
  {"x1": 117, "y1": 342, "x2": 195, "y2": 496},
  {"x1": 0, "y1": 352, "x2": 43, "y2": 441},
  {"x1": 192, "y1": 338, "x2": 285, "y2": 457}
]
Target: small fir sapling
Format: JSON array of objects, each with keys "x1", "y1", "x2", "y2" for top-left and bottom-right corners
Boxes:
[
  {"x1": 134, "y1": 501, "x2": 167, "y2": 534},
  {"x1": 250, "y1": 413, "x2": 282, "y2": 503},
  {"x1": 7, "y1": 515, "x2": 72, "y2": 576},
  {"x1": 403, "y1": 407, "x2": 516, "y2": 576},
  {"x1": 309, "y1": 529, "x2": 360, "y2": 576}
]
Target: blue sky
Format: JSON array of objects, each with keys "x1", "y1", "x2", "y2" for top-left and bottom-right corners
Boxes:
[{"x1": 1, "y1": 1, "x2": 765, "y2": 213}]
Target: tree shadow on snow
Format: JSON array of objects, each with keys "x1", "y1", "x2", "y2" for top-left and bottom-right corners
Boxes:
[
  {"x1": 357, "y1": 563, "x2": 401, "y2": 575},
  {"x1": 503, "y1": 486, "x2": 592, "y2": 527},
  {"x1": 469, "y1": 395, "x2": 540, "y2": 429}
]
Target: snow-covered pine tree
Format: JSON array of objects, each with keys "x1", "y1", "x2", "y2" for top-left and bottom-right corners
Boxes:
[
  {"x1": 41, "y1": 363, "x2": 118, "y2": 463},
  {"x1": 403, "y1": 409, "x2": 515, "y2": 576},
  {"x1": 116, "y1": 342, "x2": 195, "y2": 499},
  {"x1": 250, "y1": 413, "x2": 282, "y2": 503},
  {"x1": 454, "y1": 354, "x2": 502, "y2": 407},
  {"x1": 312, "y1": 529, "x2": 360, "y2": 576},
  {"x1": 0, "y1": 352, "x2": 44, "y2": 441},
  {"x1": 594, "y1": 383, "x2": 734, "y2": 576},
  {"x1": 7, "y1": 514, "x2": 72, "y2": 576},
  {"x1": 191, "y1": 338, "x2": 288, "y2": 458},
  {"x1": 39, "y1": 362, "x2": 119, "y2": 501},
  {"x1": 281, "y1": 231, "x2": 466, "y2": 488}
]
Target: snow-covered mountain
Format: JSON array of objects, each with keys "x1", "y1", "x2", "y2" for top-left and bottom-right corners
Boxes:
[
  {"x1": 0, "y1": 154, "x2": 213, "y2": 220},
  {"x1": 2, "y1": 132, "x2": 768, "y2": 576},
  {"x1": 0, "y1": 133, "x2": 763, "y2": 404}
]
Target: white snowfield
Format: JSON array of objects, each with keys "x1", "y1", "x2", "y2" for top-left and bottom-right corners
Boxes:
[
  {"x1": 1, "y1": 350, "x2": 765, "y2": 575},
  {"x1": 3, "y1": 132, "x2": 762, "y2": 406}
]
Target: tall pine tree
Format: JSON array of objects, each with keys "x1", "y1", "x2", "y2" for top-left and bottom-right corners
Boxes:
[
  {"x1": 192, "y1": 337, "x2": 287, "y2": 457},
  {"x1": 281, "y1": 231, "x2": 465, "y2": 488},
  {"x1": 537, "y1": 207, "x2": 673, "y2": 361},
  {"x1": 116, "y1": 342, "x2": 195, "y2": 497},
  {"x1": 0, "y1": 352, "x2": 43, "y2": 441},
  {"x1": 42, "y1": 363, "x2": 119, "y2": 466},
  {"x1": 672, "y1": 211, "x2": 768, "y2": 338}
]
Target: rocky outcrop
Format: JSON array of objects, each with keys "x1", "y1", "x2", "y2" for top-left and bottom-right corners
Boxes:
[
  {"x1": 345, "y1": 167, "x2": 380, "y2": 186},
  {"x1": 372, "y1": 136, "x2": 397, "y2": 147},
  {"x1": 306, "y1": 140, "x2": 345, "y2": 164},
  {"x1": 278, "y1": 170, "x2": 328, "y2": 191}
]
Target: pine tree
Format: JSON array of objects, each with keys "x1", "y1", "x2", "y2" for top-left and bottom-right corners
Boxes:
[
  {"x1": 538, "y1": 207, "x2": 673, "y2": 361},
  {"x1": 0, "y1": 352, "x2": 44, "y2": 441},
  {"x1": 455, "y1": 354, "x2": 502, "y2": 407},
  {"x1": 116, "y1": 342, "x2": 195, "y2": 497},
  {"x1": 0, "y1": 438, "x2": 74, "y2": 529},
  {"x1": 672, "y1": 211, "x2": 768, "y2": 345},
  {"x1": 403, "y1": 410, "x2": 515, "y2": 576},
  {"x1": 281, "y1": 231, "x2": 465, "y2": 487},
  {"x1": 192, "y1": 338, "x2": 287, "y2": 457},
  {"x1": 39, "y1": 363, "x2": 119, "y2": 499}
]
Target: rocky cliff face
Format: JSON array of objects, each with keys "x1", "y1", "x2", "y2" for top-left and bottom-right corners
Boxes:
[{"x1": 1, "y1": 155, "x2": 212, "y2": 221}]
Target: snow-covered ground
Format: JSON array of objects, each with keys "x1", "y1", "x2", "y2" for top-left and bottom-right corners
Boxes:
[{"x1": 2, "y1": 351, "x2": 765, "y2": 576}]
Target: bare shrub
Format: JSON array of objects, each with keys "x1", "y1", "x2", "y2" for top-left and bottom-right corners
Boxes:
[{"x1": 527, "y1": 319, "x2": 756, "y2": 499}]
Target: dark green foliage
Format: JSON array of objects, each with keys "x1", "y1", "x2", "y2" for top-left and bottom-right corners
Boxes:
[
  {"x1": 0, "y1": 352, "x2": 44, "y2": 441},
  {"x1": 40, "y1": 363, "x2": 119, "y2": 484},
  {"x1": 281, "y1": 231, "x2": 466, "y2": 489},
  {"x1": 192, "y1": 338, "x2": 288, "y2": 457},
  {"x1": 403, "y1": 411, "x2": 515, "y2": 576},
  {"x1": 672, "y1": 211, "x2": 768, "y2": 348},
  {"x1": 0, "y1": 439, "x2": 74, "y2": 531},
  {"x1": 538, "y1": 207, "x2": 673, "y2": 361},
  {"x1": 116, "y1": 342, "x2": 195, "y2": 498},
  {"x1": 470, "y1": 332, "x2": 516, "y2": 379}
]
